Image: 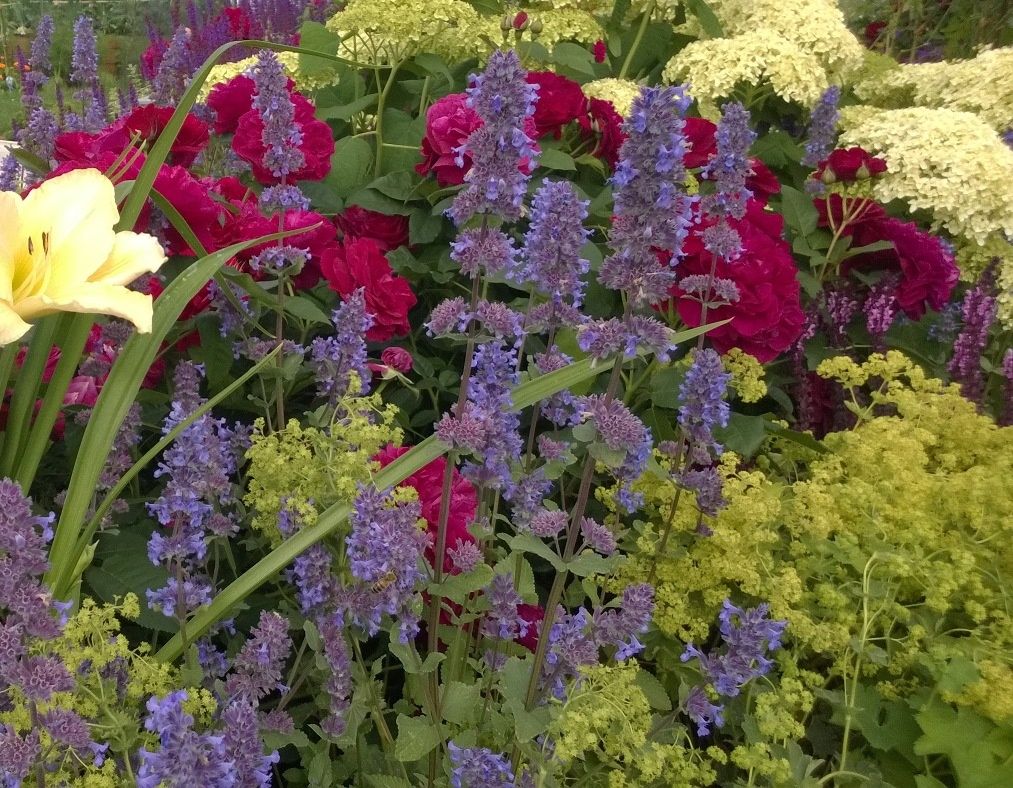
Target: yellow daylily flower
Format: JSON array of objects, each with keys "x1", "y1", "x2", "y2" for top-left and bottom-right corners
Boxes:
[{"x1": 0, "y1": 168, "x2": 167, "y2": 345}]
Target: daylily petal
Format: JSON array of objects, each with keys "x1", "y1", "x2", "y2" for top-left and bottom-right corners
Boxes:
[
  {"x1": 89, "y1": 231, "x2": 167, "y2": 287},
  {"x1": 0, "y1": 192, "x2": 21, "y2": 303},
  {"x1": 0, "y1": 299, "x2": 32, "y2": 345},
  {"x1": 36, "y1": 285, "x2": 154, "y2": 333},
  {"x1": 21, "y1": 168, "x2": 118, "y2": 285}
]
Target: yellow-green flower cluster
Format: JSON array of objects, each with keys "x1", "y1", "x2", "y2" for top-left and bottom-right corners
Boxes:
[
  {"x1": 953, "y1": 233, "x2": 1013, "y2": 329},
  {"x1": 608, "y1": 744, "x2": 724, "y2": 787},
  {"x1": 722, "y1": 347, "x2": 767, "y2": 403},
  {"x1": 468, "y1": 7, "x2": 605, "y2": 58},
  {"x1": 325, "y1": 0, "x2": 479, "y2": 64},
  {"x1": 583, "y1": 78, "x2": 642, "y2": 117},
  {"x1": 550, "y1": 662, "x2": 651, "y2": 763},
  {"x1": 855, "y1": 46, "x2": 1013, "y2": 132},
  {"x1": 839, "y1": 106, "x2": 1013, "y2": 244},
  {"x1": 198, "y1": 51, "x2": 333, "y2": 101},
  {"x1": 665, "y1": 0, "x2": 864, "y2": 107},
  {"x1": 244, "y1": 392, "x2": 403, "y2": 544},
  {"x1": 626, "y1": 352, "x2": 1013, "y2": 716}
]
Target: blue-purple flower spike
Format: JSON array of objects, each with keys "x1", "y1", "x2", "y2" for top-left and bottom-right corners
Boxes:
[
  {"x1": 447, "y1": 49, "x2": 539, "y2": 226},
  {"x1": 251, "y1": 49, "x2": 306, "y2": 179},
  {"x1": 701, "y1": 102, "x2": 755, "y2": 260},
  {"x1": 803, "y1": 85, "x2": 841, "y2": 168},
  {"x1": 448, "y1": 742, "x2": 516, "y2": 788},
  {"x1": 600, "y1": 85, "x2": 695, "y2": 306}
]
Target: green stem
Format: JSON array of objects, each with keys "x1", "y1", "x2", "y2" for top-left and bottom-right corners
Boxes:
[
  {"x1": 14, "y1": 314, "x2": 94, "y2": 490},
  {"x1": 373, "y1": 61, "x2": 403, "y2": 177},
  {"x1": 619, "y1": 1, "x2": 656, "y2": 79},
  {"x1": 0, "y1": 341, "x2": 19, "y2": 460},
  {"x1": 0, "y1": 316, "x2": 59, "y2": 478}
]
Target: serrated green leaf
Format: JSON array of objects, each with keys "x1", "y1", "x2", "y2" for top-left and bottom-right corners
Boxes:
[
  {"x1": 714, "y1": 412, "x2": 768, "y2": 458},
  {"x1": 780, "y1": 185, "x2": 819, "y2": 237},
  {"x1": 565, "y1": 550, "x2": 621, "y2": 578},
  {"x1": 394, "y1": 714, "x2": 441, "y2": 762},
  {"x1": 634, "y1": 669, "x2": 672, "y2": 711},
  {"x1": 442, "y1": 681, "x2": 482, "y2": 725}
]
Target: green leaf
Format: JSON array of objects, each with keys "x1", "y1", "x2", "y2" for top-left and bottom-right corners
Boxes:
[
  {"x1": 750, "y1": 130, "x2": 804, "y2": 169},
  {"x1": 318, "y1": 92, "x2": 379, "y2": 121},
  {"x1": 433, "y1": 564, "x2": 495, "y2": 605},
  {"x1": 442, "y1": 681, "x2": 481, "y2": 725},
  {"x1": 565, "y1": 550, "x2": 621, "y2": 578},
  {"x1": 763, "y1": 421, "x2": 829, "y2": 455},
  {"x1": 507, "y1": 534, "x2": 566, "y2": 572},
  {"x1": 394, "y1": 715, "x2": 441, "y2": 762},
  {"x1": 366, "y1": 778, "x2": 414, "y2": 788},
  {"x1": 413, "y1": 53, "x2": 453, "y2": 86},
  {"x1": 297, "y1": 21, "x2": 343, "y2": 80},
  {"x1": 539, "y1": 148, "x2": 577, "y2": 171},
  {"x1": 409, "y1": 208, "x2": 444, "y2": 245},
  {"x1": 85, "y1": 530, "x2": 175, "y2": 632},
  {"x1": 328, "y1": 137, "x2": 375, "y2": 198},
  {"x1": 369, "y1": 172, "x2": 421, "y2": 202},
  {"x1": 389, "y1": 639, "x2": 446, "y2": 675},
  {"x1": 283, "y1": 297, "x2": 332, "y2": 325},
  {"x1": 780, "y1": 185, "x2": 819, "y2": 237},
  {"x1": 553, "y1": 42, "x2": 596, "y2": 76},
  {"x1": 914, "y1": 699, "x2": 1013, "y2": 788},
  {"x1": 684, "y1": 0, "x2": 724, "y2": 37},
  {"x1": 635, "y1": 669, "x2": 672, "y2": 711},
  {"x1": 714, "y1": 412, "x2": 768, "y2": 457}
]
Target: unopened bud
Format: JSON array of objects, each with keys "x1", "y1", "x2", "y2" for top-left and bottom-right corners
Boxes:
[
  {"x1": 529, "y1": 17, "x2": 543, "y2": 35},
  {"x1": 821, "y1": 168, "x2": 837, "y2": 185},
  {"x1": 855, "y1": 163, "x2": 871, "y2": 180},
  {"x1": 512, "y1": 11, "x2": 529, "y2": 30},
  {"x1": 500, "y1": 14, "x2": 514, "y2": 32}
]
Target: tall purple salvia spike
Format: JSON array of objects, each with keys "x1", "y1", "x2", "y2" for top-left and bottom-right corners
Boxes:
[
  {"x1": 948, "y1": 274, "x2": 997, "y2": 407},
  {"x1": 447, "y1": 49, "x2": 539, "y2": 227},
  {"x1": 516, "y1": 180, "x2": 591, "y2": 323},
  {"x1": 803, "y1": 85, "x2": 841, "y2": 168},
  {"x1": 0, "y1": 156, "x2": 22, "y2": 193},
  {"x1": 221, "y1": 700, "x2": 279, "y2": 788},
  {"x1": 224, "y1": 611, "x2": 293, "y2": 703},
  {"x1": 70, "y1": 16, "x2": 99, "y2": 86},
  {"x1": 153, "y1": 27, "x2": 193, "y2": 106},
  {"x1": 251, "y1": 49, "x2": 305, "y2": 179},
  {"x1": 448, "y1": 743, "x2": 515, "y2": 788},
  {"x1": 600, "y1": 85, "x2": 695, "y2": 306},
  {"x1": 20, "y1": 15, "x2": 54, "y2": 116},
  {"x1": 701, "y1": 101, "x2": 755, "y2": 261}
]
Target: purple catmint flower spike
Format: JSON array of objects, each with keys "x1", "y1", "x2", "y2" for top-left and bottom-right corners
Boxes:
[
  {"x1": 803, "y1": 85, "x2": 841, "y2": 168},
  {"x1": 677, "y1": 348, "x2": 731, "y2": 465},
  {"x1": 153, "y1": 27, "x2": 193, "y2": 106},
  {"x1": 251, "y1": 49, "x2": 305, "y2": 179},
  {"x1": 310, "y1": 288, "x2": 373, "y2": 403},
  {"x1": 599, "y1": 85, "x2": 695, "y2": 306},
  {"x1": 447, "y1": 49, "x2": 539, "y2": 226},
  {"x1": 20, "y1": 15, "x2": 54, "y2": 115},
  {"x1": 701, "y1": 101, "x2": 755, "y2": 260},
  {"x1": 225, "y1": 611, "x2": 293, "y2": 702},
  {"x1": 949, "y1": 274, "x2": 997, "y2": 407},
  {"x1": 136, "y1": 691, "x2": 235, "y2": 788},
  {"x1": 516, "y1": 180, "x2": 591, "y2": 320},
  {"x1": 17, "y1": 106, "x2": 57, "y2": 161},
  {"x1": 221, "y1": 700, "x2": 279, "y2": 788},
  {"x1": 70, "y1": 16, "x2": 99, "y2": 86},
  {"x1": 448, "y1": 743, "x2": 516, "y2": 788}
]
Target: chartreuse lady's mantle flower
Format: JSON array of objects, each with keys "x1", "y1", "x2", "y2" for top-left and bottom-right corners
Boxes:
[{"x1": 0, "y1": 168, "x2": 166, "y2": 345}]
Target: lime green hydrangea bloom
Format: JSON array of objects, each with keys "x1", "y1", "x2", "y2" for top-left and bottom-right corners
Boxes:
[
  {"x1": 855, "y1": 46, "x2": 1013, "y2": 132},
  {"x1": 839, "y1": 106, "x2": 1013, "y2": 245},
  {"x1": 665, "y1": 0, "x2": 863, "y2": 107},
  {"x1": 583, "y1": 78, "x2": 642, "y2": 117},
  {"x1": 325, "y1": 0, "x2": 479, "y2": 64}
]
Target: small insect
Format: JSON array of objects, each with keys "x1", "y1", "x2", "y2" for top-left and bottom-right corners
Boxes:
[{"x1": 370, "y1": 572, "x2": 397, "y2": 594}]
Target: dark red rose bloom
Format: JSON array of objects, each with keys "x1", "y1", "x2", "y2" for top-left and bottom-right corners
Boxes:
[
  {"x1": 577, "y1": 97, "x2": 626, "y2": 169},
  {"x1": 53, "y1": 127, "x2": 132, "y2": 166},
  {"x1": 320, "y1": 238, "x2": 417, "y2": 341},
  {"x1": 152, "y1": 165, "x2": 224, "y2": 256},
  {"x1": 375, "y1": 445, "x2": 479, "y2": 573},
  {"x1": 816, "y1": 147, "x2": 887, "y2": 183},
  {"x1": 516, "y1": 603, "x2": 544, "y2": 651},
  {"x1": 335, "y1": 205, "x2": 409, "y2": 252},
  {"x1": 121, "y1": 105, "x2": 210, "y2": 167},
  {"x1": 231, "y1": 96, "x2": 335, "y2": 184},
  {"x1": 746, "y1": 159, "x2": 781, "y2": 203},
  {"x1": 207, "y1": 75, "x2": 258, "y2": 135},
  {"x1": 526, "y1": 71, "x2": 587, "y2": 139},
  {"x1": 684, "y1": 117, "x2": 718, "y2": 169},
  {"x1": 206, "y1": 175, "x2": 253, "y2": 204},
  {"x1": 593, "y1": 39, "x2": 607, "y2": 63},
  {"x1": 380, "y1": 346, "x2": 414, "y2": 373},
  {"x1": 817, "y1": 195, "x2": 958, "y2": 319},
  {"x1": 416, "y1": 92, "x2": 539, "y2": 185},
  {"x1": 865, "y1": 20, "x2": 887, "y2": 45},
  {"x1": 663, "y1": 200, "x2": 805, "y2": 362}
]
